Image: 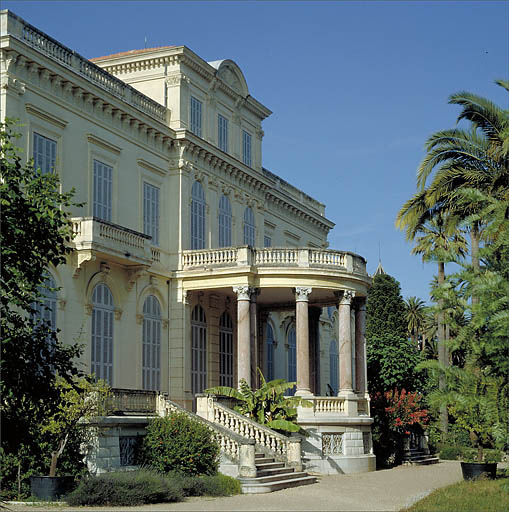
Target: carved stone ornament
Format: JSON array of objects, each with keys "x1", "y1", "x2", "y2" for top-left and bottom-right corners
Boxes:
[
  {"x1": 295, "y1": 287, "x2": 312, "y2": 302},
  {"x1": 114, "y1": 308, "x2": 123, "y2": 321},
  {"x1": 85, "y1": 303, "x2": 93, "y2": 316},
  {"x1": 136, "y1": 313, "x2": 144, "y2": 325},
  {"x1": 339, "y1": 290, "x2": 355, "y2": 306},
  {"x1": 218, "y1": 65, "x2": 242, "y2": 94},
  {"x1": 162, "y1": 319, "x2": 169, "y2": 330},
  {"x1": 183, "y1": 290, "x2": 191, "y2": 305},
  {"x1": 233, "y1": 285, "x2": 252, "y2": 301},
  {"x1": 58, "y1": 299, "x2": 67, "y2": 311}
]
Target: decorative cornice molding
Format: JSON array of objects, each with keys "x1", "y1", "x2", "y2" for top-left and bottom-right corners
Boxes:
[
  {"x1": 137, "y1": 158, "x2": 167, "y2": 176},
  {"x1": 87, "y1": 133, "x2": 122, "y2": 155}
]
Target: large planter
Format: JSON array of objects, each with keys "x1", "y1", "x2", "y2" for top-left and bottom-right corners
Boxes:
[
  {"x1": 460, "y1": 461, "x2": 497, "y2": 480},
  {"x1": 29, "y1": 476, "x2": 74, "y2": 500}
]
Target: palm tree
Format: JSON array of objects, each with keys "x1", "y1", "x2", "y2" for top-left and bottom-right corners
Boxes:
[
  {"x1": 404, "y1": 296, "x2": 426, "y2": 348},
  {"x1": 416, "y1": 81, "x2": 509, "y2": 279}
]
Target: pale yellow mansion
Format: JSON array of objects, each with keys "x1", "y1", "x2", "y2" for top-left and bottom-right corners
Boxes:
[{"x1": 1, "y1": 10, "x2": 375, "y2": 482}]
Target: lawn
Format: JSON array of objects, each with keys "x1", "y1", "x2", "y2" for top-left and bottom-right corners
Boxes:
[{"x1": 403, "y1": 476, "x2": 509, "y2": 512}]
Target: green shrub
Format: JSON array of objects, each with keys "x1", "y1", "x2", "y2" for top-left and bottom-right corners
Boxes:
[
  {"x1": 168, "y1": 472, "x2": 240, "y2": 497},
  {"x1": 461, "y1": 447, "x2": 503, "y2": 463},
  {"x1": 439, "y1": 444, "x2": 462, "y2": 460},
  {"x1": 141, "y1": 413, "x2": 220, "y2": 476},
  {"x1": 66, "y1": 470, "x2": 183, "y2": 506}
]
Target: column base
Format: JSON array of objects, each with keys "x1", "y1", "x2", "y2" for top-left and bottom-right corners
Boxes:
[{"x1": 295, "y1": 389, "x2": 313, "y2": 397}]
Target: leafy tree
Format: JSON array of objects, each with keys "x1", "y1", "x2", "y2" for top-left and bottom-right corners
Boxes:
[
  {"x1": 206, "y1": 369, "x2": 312, "y2": 434},
  {"x1": 366, "y1": 273, "x2": 407, "y2": 340},
  {"x1": 0, "y1": 120, "x2": 83, "y2": 497}
]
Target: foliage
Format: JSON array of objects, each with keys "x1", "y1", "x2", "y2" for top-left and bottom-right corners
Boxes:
[
  {"x1": 370, "y1": 389, "x2": 428, "y2": 468},
  {"x1": 66, "y1": 469, "x2": 184, "y2": 506},
  {"x1": 403, "y1": 477, "x2": 509, "y2": 512},
  {"x1": 383, "y1": 389, "x2": 429, "y2": 435},
  {"x1": 366, "y1": 273, "x2": 407, "y2": 340},
  {"x1": 421, "y1": 360, "x2": 508, "y2": 462},
  {"x1": 41, "y1": 376, "x2": 111, "y2": 476},
  {"x1": 205, "y1": 369, "x2": 312, "y2": 435},
  {"x1": 367, "y1": 336, "x2": 426, "y2": 394},
  {"x1": 66, "y1": 470, "x2": 240, "y2": 506},
  {"x1": 141, "y1": 413, "x2": 220, "y2": 476},
  {"x1": 404, "y1": 296, "x2": 427, "y2": 346},
  {"x1": 438, "y1": 444, "x2": 463, "y2": 460},
  {"x1": 0, "y1": 120, "x2": 84, "y2": 498}
]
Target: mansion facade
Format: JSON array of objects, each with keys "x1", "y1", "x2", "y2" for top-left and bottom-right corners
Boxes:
[{"x1": 1, "y1": 10, "x2": 374, "y2": 476}]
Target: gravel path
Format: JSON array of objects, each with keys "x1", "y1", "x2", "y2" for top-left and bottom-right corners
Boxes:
[{"x1": 6, "y1": 460, "x2": 463, "y2": 512}]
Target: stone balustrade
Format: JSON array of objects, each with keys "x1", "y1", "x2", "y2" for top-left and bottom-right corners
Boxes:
[
  {"x1": 109, "y1": 388, "x2": 157, "y2": 414},
  {"x1": 71, "y1": 217, "x2": 154, "y2": 266},
  {"x1": 312, "y1": 397, "x2": 346, "y2": 414},
  {"x1": 180, "y1": 246, "x2": 366, "y2": 274},
  {"x1": 5, "y1": 11, "x2": 168, "y2": 123},
  {"x1": 196, "y1": 394, "x2": 302, "y2": 471}
]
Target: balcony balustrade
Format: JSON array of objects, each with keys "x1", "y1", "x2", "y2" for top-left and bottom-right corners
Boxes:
[
  {"x1": 71, "y1": 217, "x2": 153, "y2": 267},
  {"x1": 180, "y1": 246, "x2": 366, "y2": 275}
]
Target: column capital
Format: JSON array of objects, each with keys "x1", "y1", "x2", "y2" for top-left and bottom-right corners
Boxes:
[
  {"x1": 294, "y1": 286, "x2": 312, "y2": 302},
  {"x1": 249, "y1": 287, "x2": 260, "y2": 302},
  {"x1": 233, "y1": 285, "x2": 253, "y2": 301},
  {"x1": 336, "y1": 290, "x2": 355, "y2": 306}
]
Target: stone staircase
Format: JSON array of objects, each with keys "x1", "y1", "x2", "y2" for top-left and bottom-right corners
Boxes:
[
  {"x1": 239, "y1": 453, "x2": 317, "y2": 494},
  {"x1": 403, "y1": 448, "x2": 440, "y2": 466}
]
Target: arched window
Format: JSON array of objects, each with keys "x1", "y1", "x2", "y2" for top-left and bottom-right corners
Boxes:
[
  {"x1": 243, "y1": 206, "x2": 255, "y2": 246},
  {"x1": 191, "y1": 181, "x2": 206, "y2": 250},
  {"x1": 33, "y1": 273, "x2": 57, "y2": 332},
  {"x1": 287, "y1": 325, "x2": 296, "y2": 396},
  {"x1": 142, "y1": 295, "x2": 161, "y2": 391},
  {"x1": 218, "y1": 195, "x2": 232, "y2": 247},
  {"x1": 219, "y1": 312, "x2": 234, "y2": 387},
  {"x1": 191, "y1": 305, "x2": 207, "y2": 394},
  {"x1": 266, "y1": 323, "x2": 275, "y2": 381},
  {"x1": 329, "y1": 339, "x2": 339, "y2": 396},
  {"x1": 91, "y1": 283, "x2": 114, "y2": 385}
]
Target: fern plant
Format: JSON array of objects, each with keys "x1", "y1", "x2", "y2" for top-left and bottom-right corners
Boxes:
[{"x1": 205, "y1": 369, "x2": 312, "y2": 435}]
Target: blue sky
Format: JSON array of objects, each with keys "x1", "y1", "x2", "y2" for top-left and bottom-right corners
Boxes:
[{"x1": 5, "y1": 1, "x2": 508, "y2": 302}]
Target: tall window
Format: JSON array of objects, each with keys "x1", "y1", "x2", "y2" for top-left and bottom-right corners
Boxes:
[
  {"x1": 191, "y1": 181, "x2": 206, "y2": 250},
  {"x1": 218, "y1": 114, "x2": 228, "y2": 152},
  {"x1": 219, "y1": 312, "x2": 234, "y2": 387},
  {"x1": 218, "y1": 195, "x2": 232, "y2": 247},
  {"x1": 33, "y1": 132, "x2": 56, "y2": 174},
  {"x1": 33, "y1": 273, "x2": 57, "y2": 332},
  {"x1": 243, "y1": 207, "x2": 255, "y2": 246},
  {"x1": 191, "y1": 305, "x2": 207, "y2": 395},
  {"x1": 287, "y1": 326, "x2": 296, "y2": 396},
  {"x1": 142, "y1": 295, "x2": 161, "y2": 391},
  {"x1": 266, "y1": 323, "x2": 275, "y2": 381},
  {"x1": 91, "y1": 283, "x2": 114, "y2": 385},
  {"x1": 242, "y1": 130, "x2": 252, "y2": 167},
  {"x1": 190, "y1": 96, "x2": 202, "y2": 137},
  {"x1": 143, "y1": 182, "x2": 160, "y2": 245},
  {"x1": 329, "y1": 339, "x2": 339, "y2": 396},
  {"x1": 93, "y1": 160, "x2": 112, "y2": 221},
  {"x1": 264, "y1": 235, "x2": 272, "y2": 248}
]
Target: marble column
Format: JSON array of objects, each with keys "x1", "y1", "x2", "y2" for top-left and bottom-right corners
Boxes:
[
  {"x1": 355, "y1": 299, "x2": 367, "y2": 394},
  {"x1": 338, "y1": 290, "x2": 355, "y2": 394},
  {"x1": 233, "y1": 285, "x2": 252, "y2": 388},
  {"x1": 295, "y1": 287, "x2": 312, "y2": 396},
  {"x1": 250, "y1": 288, "x2": 260, "y2": 387}
]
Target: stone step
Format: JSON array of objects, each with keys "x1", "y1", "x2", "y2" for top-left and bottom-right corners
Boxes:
[
  {"x1": 251, "y1": 471, "x2": 310, "y2": 485},
  {"x1": 240, "y1": 475, "x2": 317, "y2": 494},
  {"x1": 256, "y1": 466, "x2": 296, "y2": 478},
  {"x1": 255, "y1": 461, "x2": 286, "y2": 470},
  {"x1": 254, "y1": 457, "x2": 276, "y2": 464},
  {"x1": 414, "y1": 457, "x2": 440, "y2": 465}
]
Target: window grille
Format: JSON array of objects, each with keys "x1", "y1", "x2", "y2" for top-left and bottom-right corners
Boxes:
[{"x1": 322, "y1": 433, "x2": 344, "y2": 455}]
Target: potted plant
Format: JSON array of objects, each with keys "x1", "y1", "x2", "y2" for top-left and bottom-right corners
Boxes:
[
  {"x1": 425, "y1": 360, "x2": 507, "y2": 480},
  {"x1": 30, "y1": 376, "x2": 111, "y2": 500}
]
